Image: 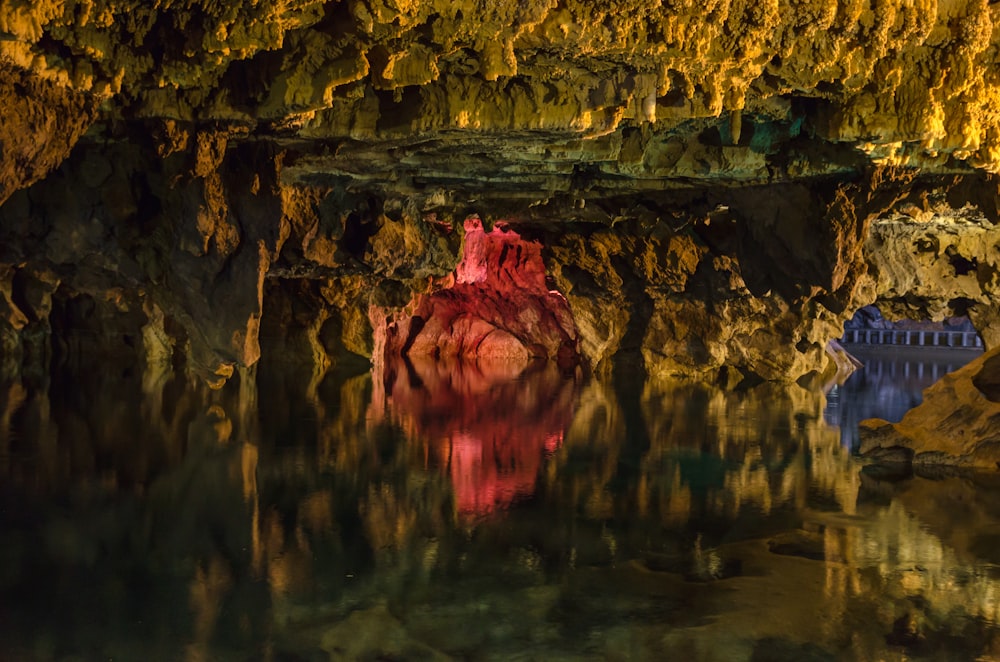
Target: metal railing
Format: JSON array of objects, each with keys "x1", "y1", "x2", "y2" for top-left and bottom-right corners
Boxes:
[{"x1": 841, "y1": 328, "x2": 983, "y2": 349}]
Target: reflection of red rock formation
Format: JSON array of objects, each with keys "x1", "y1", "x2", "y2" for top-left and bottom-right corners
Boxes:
[
  {"x1": 373, "y1": 218, "x2": 580, "y2": 368},
  {"x1": 372, "y1": 356, "x2": 579, "y2": 519}
]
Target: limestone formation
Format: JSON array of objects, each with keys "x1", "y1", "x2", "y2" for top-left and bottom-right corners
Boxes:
[
  {"x1": 5, "y1": 0, "x2": 1000, "y2": 169},
  {"x1": 859, "y1": 202, "x2": 1000, "y2": 347},
  {"x1": 372, "y1": 217, "x2": 580, "y2": 369},
  {"x1": 2, "y1": 2, "x2": 1000, "y2": 460},
  {"x1": 859, "y1": 345, "x2": 1000, "y2": 468},
  {"x1": 0, "y1": 59, "x2": 97, "y2": 205}
]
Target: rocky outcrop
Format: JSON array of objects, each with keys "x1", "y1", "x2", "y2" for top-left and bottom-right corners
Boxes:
[
  {"x1": 0, "y1": 59, "x2": 98, "y2": 205},
  {"x1": 858, "y1": 201, "x2": 1000, "y2": 346},
  {"x1": 1, "y1": 1, "x2": 1000, "y2": 407},
  {"x1": 372, "y1": 218, "x2": 580, "y2": 369},
  {"x1": 860, "y1": 345, "x2": 1000, "y2": 468},
  {"x1": 847, "y1": 192, "x2": 1000, "y2": 466},
  {"x1": 2, "y1": 130, "x2": 997, "y2": 388},
  {"x1": 0, "y1": 130, "x2": 297, "y2": 384}
]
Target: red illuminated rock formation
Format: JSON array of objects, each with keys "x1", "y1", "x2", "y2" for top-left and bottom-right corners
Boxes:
[{"x1": 372, "y1": 218, "x2": 580, "y2": 369}]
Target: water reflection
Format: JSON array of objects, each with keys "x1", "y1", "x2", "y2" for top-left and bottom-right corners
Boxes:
[
  {"x1": 2, "y1": 356, "x2": 1000, "y2": 660},
  {"x1": 370, "y1": 357, "x2": 580, "y2": 519},
  {"x1": 824, "y1": 345, "x2": 983, "y2": 450}
]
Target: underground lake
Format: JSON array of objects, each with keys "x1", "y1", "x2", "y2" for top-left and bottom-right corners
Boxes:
[
  {"x1": 7, "y1": 1, "x2": 1000, "y2": 659},
  {"x1": 2, "y1": 347, "x2": 1000, "y2": 660}
]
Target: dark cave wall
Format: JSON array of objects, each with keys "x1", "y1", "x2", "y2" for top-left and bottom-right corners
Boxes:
[{"x1": 2, "y1": 121, "x2": 999, "y2": 388}]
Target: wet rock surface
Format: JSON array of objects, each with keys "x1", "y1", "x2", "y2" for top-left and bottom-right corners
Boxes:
[
  {"x1": 2, "y1": 2, "x2": 1000, "y2": 455},
  {"x1": 860, "y1": 345, "x2": 1000, "y2": 468}
]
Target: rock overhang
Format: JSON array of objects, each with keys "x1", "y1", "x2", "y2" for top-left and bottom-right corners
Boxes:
[
  {"x1": 6, "y1": 0, "x2": 1000, "y2": 173},
  {"x1": 2, "y1": 1, "x2": 1000, "y2": 395}
]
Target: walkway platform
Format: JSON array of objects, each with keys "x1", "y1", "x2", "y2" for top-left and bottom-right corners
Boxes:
[{"x1": 841, "y1": 329, "x2": 982, "y2": 349}]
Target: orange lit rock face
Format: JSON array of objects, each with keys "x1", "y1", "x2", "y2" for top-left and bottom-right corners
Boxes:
[
  {"x1": 9, "y1": 0, "x2": 1000, "y2": 176},
  {"x1": 373, "y1": 355, "x2": 579, "y2": 519},
  {"x1": 375, "y1": 218, "x2": 580, "y2": 369},
  {"x1": 860, "y1": 345, "x2": 1000, "y2": 468},
  {"x1": 0, "y1": 60, "x2": 97, "y2": 206}
]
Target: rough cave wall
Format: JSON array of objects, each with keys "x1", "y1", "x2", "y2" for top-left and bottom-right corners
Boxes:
[
  {"x1": 0, "y1": 60, "x2": 99, "y2": 204},
  {"x1": 4, "y1": 0, "x2": 1000, "y2": 169},
  {"x1": 858, "y1": 203, "x2": 1000, "y2": 347},
  {"x1": 1, "y1": 1, "x2": 1000, "y2": 392},
  {"x1": 5, "y1": 133, "x2": 998, "y2": 388},
  {"x1": 371, "y1": 217, "x2": 580, "y2": 369}
]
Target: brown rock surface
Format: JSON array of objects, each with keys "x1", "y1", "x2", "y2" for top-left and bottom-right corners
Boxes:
[
  {"x1": 6, "y1": 0, "x2": 1000, "y2": 170},
  {"x1": 859, "y1": 202, "x2": 1000, "y2": 346},
  {"x1": 860, "y1": 345, "x2": 1000, "y2": 468},
  {"x1": 1, "y1": 1, "x2": 1000, "y2": 427},
  {"x1": 0, "y1": 59, "x2": 98, "y2": 206}
]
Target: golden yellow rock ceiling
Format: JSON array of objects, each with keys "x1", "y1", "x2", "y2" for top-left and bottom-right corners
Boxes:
[
  {"x1": 2, "y1": 0, "x2": 1000, "y2": 464},
  {"x1": 0, "y1": 0, "x2": 998, "y2": 170}
]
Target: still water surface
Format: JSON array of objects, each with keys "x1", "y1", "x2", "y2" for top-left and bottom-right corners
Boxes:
[
  {"x1": 824, "y1": 345, "x2": 984, "y2": 450},
  {"x1": 2, "y1": 354, "x2": 1000, "y2": 661}
]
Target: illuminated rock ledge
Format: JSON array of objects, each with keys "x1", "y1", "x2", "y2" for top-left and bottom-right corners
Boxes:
[
  {"x1": 860, "y1": 345, "x2": 1000, "y2": 468},
  {"x1": 2, "y1": 2, "x2": 1000, "y2": 460}
]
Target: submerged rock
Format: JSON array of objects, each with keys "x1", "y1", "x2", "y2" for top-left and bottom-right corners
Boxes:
[{"x1": 860, "y1": 346, "x2": 1000, "y2": 468}]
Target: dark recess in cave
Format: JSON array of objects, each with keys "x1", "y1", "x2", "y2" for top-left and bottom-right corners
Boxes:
[
  {"x1": 341, "y1": 211, "x2": 377, "y2": 257},
  {"x1": 946, "y1": 247, "x2": 978, "y2": 276},
  {"x1": 972, "y1": 353, "x2": 1000, "y2": 403}
]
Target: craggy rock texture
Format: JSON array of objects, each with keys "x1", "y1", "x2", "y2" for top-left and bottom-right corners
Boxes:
[
  {"x1": 1, "y1": 130, "x2": 997, "y2": 388},
  {"x1": 860, "y1": 345, "x2": 1000, "y2": 468},
  {"x1": 859, "y1": 203, "x2": 1000, "y2": 347},
  {"x1": 543, "y1": 169, "x2": 914, "y2": 381},
  {"x1": 5, "y1": 0, "x2": 1000, "y2": 173},
  {"x1": 373, "y1": 218, "x2": 579, "y2": 369},
  {"x1": 2, "y1": 1, "x2": 1000, "y2": 461},
  {"x1": 0, "y1": 59, "x2": 98, "y2": 206}
]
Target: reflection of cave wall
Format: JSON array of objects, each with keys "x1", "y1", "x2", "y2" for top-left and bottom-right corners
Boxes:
[{"x1": 7, "y1": 348, "x2": 1000, "y2": 658}]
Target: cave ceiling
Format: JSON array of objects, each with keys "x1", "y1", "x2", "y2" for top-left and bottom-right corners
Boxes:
[{"x1": 4, "y1": 0, "x2": 1000, "y2": 205}]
